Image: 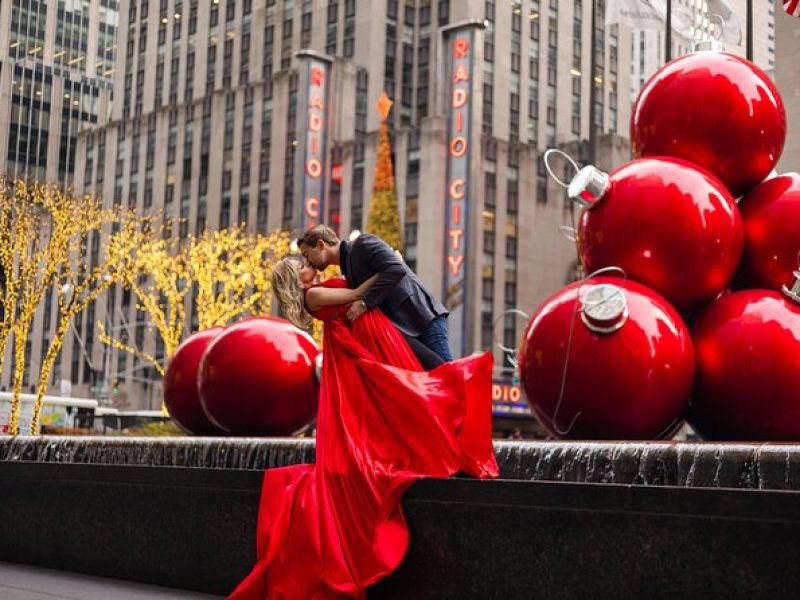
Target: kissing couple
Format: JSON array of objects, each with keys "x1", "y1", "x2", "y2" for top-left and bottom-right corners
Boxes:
[{"x1": 231, "y1": 225, "x2": 498, "y2": 599}]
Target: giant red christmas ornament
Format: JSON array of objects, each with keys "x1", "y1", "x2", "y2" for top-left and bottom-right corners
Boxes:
[
  {"x1": 737, "y1": 173, "x2": 800, "y2": 290},
  {"x1": 631, "y1": 49, "x2": 786, "y2": 197},
  {"x1": 572, "y1": 157, "x2": 743, "y2": 313},
  {"x1": 518, "y1": 277, "x2": 695, "y2": 440},
  {"x1": 688, "y1": 274, "x2": 800, "y2": 441},
  {"x1": 199, "y1": 317, "x2": 319, "y2": 436},
  {"x1": 163, "y1": 327, "x2": 225, "y2": 435}
]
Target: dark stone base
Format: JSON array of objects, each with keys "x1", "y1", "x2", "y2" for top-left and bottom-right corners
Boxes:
[
  {"x1": 0, "y1": 462, "x2": 259, "y2": 595},
  {"x1": 2, "y1": 460, "x2": 800, "y2": 598},
  {"x1": 374, "y1": 479, "x2": 800, "y2": 599}
]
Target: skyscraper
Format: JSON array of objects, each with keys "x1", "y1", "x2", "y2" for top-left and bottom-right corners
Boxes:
[
  {"x1": 776, "y1": 4, "x2": 800, "y2": 171},
  {"x1": 629, "y1": 0, "x2": 775, "y2": 100},
  {"x1": 0, "y1": 0, "x2": 118, "y2": 185}
]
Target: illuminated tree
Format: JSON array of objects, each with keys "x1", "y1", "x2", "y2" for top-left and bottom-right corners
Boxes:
[
  {"x1": 29, "y1": 203, "x2": 146, "y2": 434},
  {"x1": 99, "y1": 226, "x2": 290, "y2": 379},
  {"x1": 366, "y1": 92, "x2": 402, "y2": 251},
  {"x1": 0, "y1": 180, "x2": 146, "y2": 434},
  {"x1": 99, "y1": 230, "x2": 189, "y2": 379},
  {"x1": 251, "y1": 231, "x2": 294, "y2": 317},
  {"x1": 188, "y1": 227, "x2": 290, "y2": 329},
  {"x1": 0, "y1": 181, "x2": 46, "y2": 422}
]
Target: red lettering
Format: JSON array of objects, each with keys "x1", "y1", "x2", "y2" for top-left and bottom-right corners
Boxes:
[
  {"x1": 310, "y1": 67, "x2": 325, "y2": 86},
  {"x1": 449, "y1": 137, "x2": 467, "y2": 157},
  {"x1": 449, "y1": 178, "x2": 465, "y2": 200},
  {"x1": 305, "y1": 197, "x2": 320, "y2": 218},
  {"x1": 448, "y1": 254, "x2": 464, "y2": 276},
  {"x1": 306, "y1": 159, "x2": 322, "y2": 178},
  {"x1": 309, "y1": 113, "x2": 323, "y2": 132},
  {"x1": 454, "y1": 38, "x2": 470, "y2": 58},
  {"x1": 452, "y1": 203, "x2": 461, "y2": 225},
  {"x1": 491, "y1": 383, "x2": 521, "y2": 403},
  {"x1": 310, "y1": 136, "x2": 319, "y2": 155},
  {"x1": 455, "y1": 112, "x2": 463, "y2": 132},
  {"x1": 453, "y1": 63, "x2": 469, "y2": 83},
  {"x1": 309, "y1": 94, "x2": 325, "y2": 110},
  {"x1": 449, "y1": 228, "x2": 463, "y2": 250},
  {"x1": 452, "y1": 88, "x2": 467, "y2": 108},
  {"x1": 331, "y1": 164, "x2": 344, "y2": 185}
]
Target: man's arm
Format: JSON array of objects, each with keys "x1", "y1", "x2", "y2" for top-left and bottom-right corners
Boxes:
[{"x1": 357, "y1": 234, "x2": 406, "y2": 309}]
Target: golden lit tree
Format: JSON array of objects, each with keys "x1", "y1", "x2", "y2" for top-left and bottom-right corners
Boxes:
[
  {"x1": 250, "y1": 230, "x2": 293, "y2": 317},
  {"x1": 98, "y1": 226, "x2": 290, "y2": 379},
  {"x1": 10, "y1": 183, "x2": 67, "y2": 424},
  {"x1": 0, "y1": 181, "x2": 45, "y2": 418},
  {"x1": 0, "y1": 180, "x2": 146, "y2": 434},
  {"x1": 98, "y1": 230, "x2": 189, "y2": 378},
  {"x1": 189, "y1": 226, "x2": 290, "y2": 329},
  {"x1": 366, "y1": 91, "x2": 402, "y2": 251},
  {"x1": 0, "y1": 181, "x2": 128, "y2": 433},
  {"x1": 30, "y1": 202, "x2": 146, "y2": 434}
]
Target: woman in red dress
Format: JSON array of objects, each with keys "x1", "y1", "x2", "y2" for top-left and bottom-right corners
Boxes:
[{"x1": 230, "y1": 256, "x2": 498, "y2": 599}]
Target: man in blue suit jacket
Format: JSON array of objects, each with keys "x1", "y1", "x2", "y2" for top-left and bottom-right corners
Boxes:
[{"x1": 298, "y1": 225, "x2": 452, "y2": 370}]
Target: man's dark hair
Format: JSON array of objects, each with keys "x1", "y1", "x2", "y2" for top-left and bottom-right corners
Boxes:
[{"x1": 298, "y1": 225, "x2": 340, "y2": 248}]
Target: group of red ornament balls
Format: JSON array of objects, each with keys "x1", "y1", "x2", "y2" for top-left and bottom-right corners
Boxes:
[
  {"x1": 519, "y1": 46, "x2": 800, "y2": 441},
  {"x1": 163, "y1": 318, "x2": 320, "y2": 436}
]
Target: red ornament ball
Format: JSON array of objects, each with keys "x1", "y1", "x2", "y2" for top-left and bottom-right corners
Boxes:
[
  {"x1": 737, "y1": 173, "x2": 800, "y2": 290},
  {"x1": 163, "y1": 327, "x2": 225, "y2": 435},
  {"x1": 576, "y1": 157, "x2": 743, "y2": 313},
  {"x1": 518, "y1": 277, "x2": 695, "y2": 440},
  {"x1": 689, "y1": 289, "x2": 800, "y2": 441},
  {"x1": 631, "y1": 51, "x2": 785, "y2": 197},
  {"x1": 199, "y1": 317, "x2": 319, "y2": 436}
]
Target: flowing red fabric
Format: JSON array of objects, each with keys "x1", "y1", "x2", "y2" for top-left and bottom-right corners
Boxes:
[{"x1": 229, "y1": 278, "x2": 498, "y2": 599}]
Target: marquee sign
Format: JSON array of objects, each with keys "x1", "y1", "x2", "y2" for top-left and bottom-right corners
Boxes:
[
  {"x1": 491, "y1": 379, "x2": 531, "y2": 417},
  {"x1": 295, "y1": 51, "x2": 332, "y2": 231},
  {"x1": 443, "y1": 25, "x2": 478, "y2": 357}
]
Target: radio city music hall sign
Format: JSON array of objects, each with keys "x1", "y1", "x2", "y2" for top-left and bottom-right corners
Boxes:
[
  {"x1": 444, "y1": 26, "x2": 476, "y2": 356},
  {"x1": 298, "y1": 53, "x2": 331, "y2": 230}
]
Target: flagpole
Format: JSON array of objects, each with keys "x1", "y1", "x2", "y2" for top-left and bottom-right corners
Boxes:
[
  {"x1": 589, "y1": 0, "x2": 597, "y2": 164},
  {"x1": 746, "y1": 0, "x2": 753, "y2": 60},
  {"x1": 665, "y1": 0, "x2": 672, "y2": 62}
]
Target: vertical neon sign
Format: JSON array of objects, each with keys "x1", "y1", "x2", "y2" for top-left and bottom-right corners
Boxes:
[
  {"x1": 296, "y1": 52, "x2": 332, "y2": 231},
  {"x1": 443, "y1": 27, "x2": 475, "y2": 357}
]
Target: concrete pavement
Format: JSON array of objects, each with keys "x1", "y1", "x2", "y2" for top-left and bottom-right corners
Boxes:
[{"x1": 0, "y1": 562, "x2": 222, "y2": 599}]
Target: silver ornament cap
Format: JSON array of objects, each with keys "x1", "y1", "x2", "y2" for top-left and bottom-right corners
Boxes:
[
  {"x1": 693, "y1": 38, "x2": 724, "y2": 53},
  {"x1": 580, "y1": 283, "x2": 629, "y2": 334},
  {"x1": 782, "y1": 270, "x2": 800, "y2": 305},
  {"x1": 568, "y1": 165, "x2": 610, "y2": 209}
]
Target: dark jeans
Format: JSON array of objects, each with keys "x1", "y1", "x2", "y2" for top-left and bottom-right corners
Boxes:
[{"x1": 416, "y1": 315, "x2": 453, "y2": 363}]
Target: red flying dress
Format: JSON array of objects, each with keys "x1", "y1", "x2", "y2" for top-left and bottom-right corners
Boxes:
[{"x1": 229, "y1": 278, "x2": 498, "y2": 599}]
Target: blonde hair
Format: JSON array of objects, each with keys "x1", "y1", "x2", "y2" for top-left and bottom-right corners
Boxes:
[{"x1": 271, "y1": 256, "x2": 314, "y2": 330}]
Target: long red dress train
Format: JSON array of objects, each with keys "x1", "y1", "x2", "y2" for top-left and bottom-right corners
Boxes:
[{"x1": 229, "y1": 279, "x2": 499, "y2": 599}]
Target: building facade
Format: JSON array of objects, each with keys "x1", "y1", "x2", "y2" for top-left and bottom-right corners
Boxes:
[
  {"x1": 0, "y1": 0, "x2": 118, "y2": 185},
  {"x1": 25, "y1": 0, "x2": 634, "y2": 407},
  {"x1": 776, "y1": 6, "x2": 799, "y2": 172},
  {"x1": 630, "y1": 0, "x2": 775, "y2": 99}
]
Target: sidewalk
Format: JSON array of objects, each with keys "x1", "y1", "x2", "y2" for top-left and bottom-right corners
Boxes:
[{"x1": 0, "y1": 562, "x2": 222, "y2": 599}]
